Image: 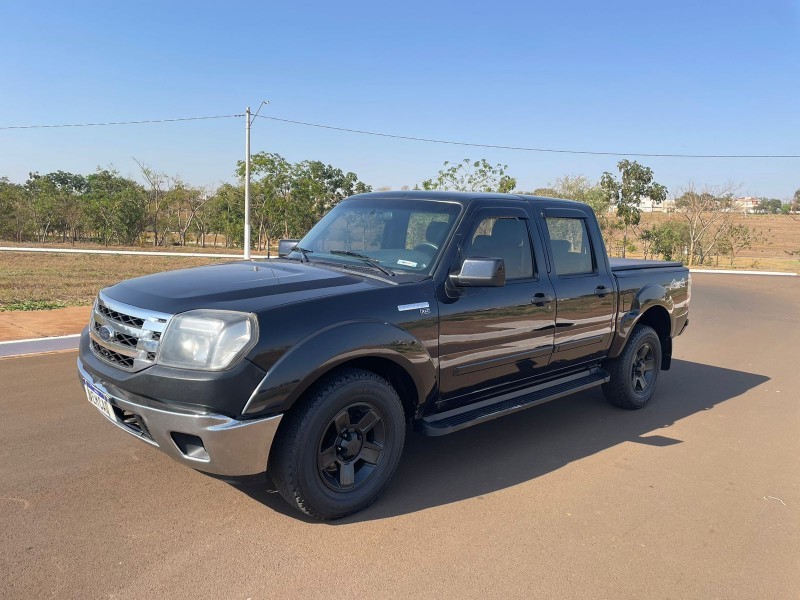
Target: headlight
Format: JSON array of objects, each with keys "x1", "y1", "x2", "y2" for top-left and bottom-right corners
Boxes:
[{"x1": 157, "y1": 310, "x2": 258, "y2": 371}]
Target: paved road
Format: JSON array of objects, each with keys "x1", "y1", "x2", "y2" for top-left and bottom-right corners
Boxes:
[{"x1": 1, "y1": 275, "x2": 798, "y2": 599}]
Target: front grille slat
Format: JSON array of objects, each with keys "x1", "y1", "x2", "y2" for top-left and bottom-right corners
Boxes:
[
  {"x1": 116, "y1": 332, "x2": 139, "y2": 348},
  {"x1": 91, "y1": 340, "x2": 135, "y2": 368},
  {"x1": 97, "y1": 303, "x2": 145, "y2": 328},
  {"x1": 89, "y1": 293, "x2": 172, "y2": 372}
]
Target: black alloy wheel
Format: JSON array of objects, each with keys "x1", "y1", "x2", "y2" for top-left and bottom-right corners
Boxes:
[
  {"x1": 268, "y1": 368, "x2": 406, "y2": 520},
  {"x1": 318, "y1": 403, "x2": 386, "y2": 491},
  {"x1": 602, "y1": 324, "x2": 662, "y2": 410},
  {"x1": 631, "y1": 342, "x2": 656, "y2": 393}
]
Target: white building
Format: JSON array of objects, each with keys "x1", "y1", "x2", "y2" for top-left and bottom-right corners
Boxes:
[
  {"x1": 732, "y1": 197, "x2": 761, "y2": 214},
  {"x1": 608, "y1": 197, "x2": 675, "y2": 213}
]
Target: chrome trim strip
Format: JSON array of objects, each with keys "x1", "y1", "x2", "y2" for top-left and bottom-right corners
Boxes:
[
  {"x1": 78, "y1": 359, "x2": 283, "y2": 476},
  {"x1": 98, "y1": 291, "x2": 173, "y2": 326},
  {"x1": 398, "y1": 301, "x2": 430, "y2": 312}
]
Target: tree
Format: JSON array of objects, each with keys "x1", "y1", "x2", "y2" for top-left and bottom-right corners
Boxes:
[
  {"x1": 530, "y1": 187, "x2": 558, "y2": 197},
  {"x1": 648, "y1": 220, "x2": 690, "y2": 261},
  {"x1": 546, "y1": 175, "x2": 615, "y2": 237},
  {"x1": 0, "y1": 178, "x2": 32, "y2": 242},
  {"x1": 600, "y1": 160, "x2": 667, "y2": 257},
  {"x1": 24, "y1": 173, "x2": 56, "y2": 243},
  {"x1": 84, "y1": 169, "x2": 147, "y2": 245},
  {"x1": 236, "y1": 154, "x2": 372, "y2": 248},
  {"x1": 238, "y1": 153, "x2": 295, "y2": 249},
  {"x1": 133, "y1": 158, "x2": 169, "y2": 246},
  {"x1": 755, "y1": 198, "x2": 783, "y2": 214},
  {"x1": 673, "y1": 183, "x2": 739, "y2": 266},
  {"x1": 290, "y1": 159, "x2": 371, "y2": 228},
  {"x1": 421, "y1": 159, "x2": 516, "y2": 193},
  {"x1": 206, "y1": 183, "x2": 244, "y2": 248},
  {"x1": 790, "y1": 189, "x2": 800, "y2": 213},
  {"x1": 37, "y1": 171, "x2": 88, "y2": 243},
  {"x1": 717, "y1": 223, "x2": 767, "y2": 267},
  {"x1": 162, "y1": 179, "x2": 210, "y2": 246}
]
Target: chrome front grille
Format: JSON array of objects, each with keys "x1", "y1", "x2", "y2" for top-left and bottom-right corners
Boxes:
[
  {"x1": 89, "y1": 292, "x2": 173, "y2": 372},
  {"x1": 96, "y1": 302, "x2": 145, "y2": 328}
]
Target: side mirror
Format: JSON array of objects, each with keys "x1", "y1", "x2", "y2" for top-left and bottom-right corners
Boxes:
[
  {"x1": 278, "y1": 239, "x2": 300, "y2": 258},
  {"x1": 449, "y1": 258, "x2": 505, "y2": 287}
]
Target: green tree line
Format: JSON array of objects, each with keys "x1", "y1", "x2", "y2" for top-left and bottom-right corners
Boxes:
[
  {"x1": 0, "y1": 154, "x2": 372, "y2": 250},
  {"x1": 1, "y1": 156, "x2": 796, "y2": 265}
]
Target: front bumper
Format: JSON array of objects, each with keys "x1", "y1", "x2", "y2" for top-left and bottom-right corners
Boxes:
[{"x1": 78, "y1": 358, "x2": 282, "y2": 476}]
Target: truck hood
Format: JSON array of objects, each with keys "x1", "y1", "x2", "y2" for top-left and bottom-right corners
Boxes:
[{"x1": 103, "y1": 260, "x2": 380, "y2": 314}]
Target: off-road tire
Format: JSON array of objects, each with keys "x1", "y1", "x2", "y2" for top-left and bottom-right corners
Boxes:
[{"x1": 268, "y1": 368, "x2": 405, "y2": 520}]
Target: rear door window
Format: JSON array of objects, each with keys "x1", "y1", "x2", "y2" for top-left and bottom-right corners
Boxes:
[{"x1": 545, "y1": 217, "x2": 595, "y2": 276}]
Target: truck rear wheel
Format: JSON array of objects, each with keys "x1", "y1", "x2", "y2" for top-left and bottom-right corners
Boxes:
[
  {"x1": 268, "y1": 368, "x2": 406, "y2": 520},
  {"x1": 602, "y1": 324, "x2": 662, "y2": 410}
]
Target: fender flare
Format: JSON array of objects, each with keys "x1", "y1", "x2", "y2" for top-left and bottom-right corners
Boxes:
[
  {"x1": 242, "y1": 320, "x2": 436, "y2": 416},
  {"x1": 608, "y1": 283, "x2": 674, "y2": 359}
]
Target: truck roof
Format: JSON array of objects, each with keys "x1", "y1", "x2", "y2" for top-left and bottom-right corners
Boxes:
[{"x1": 348, "y1": 190, "x2": 588, "y2": 210}]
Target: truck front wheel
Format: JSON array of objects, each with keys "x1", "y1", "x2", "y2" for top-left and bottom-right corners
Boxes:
[
  {"x1": 268, "y1": 368, "x2": 406, "y2": 520},
  {"x1": 602, "y1": 324, "x2": 662, "y2": 410}
]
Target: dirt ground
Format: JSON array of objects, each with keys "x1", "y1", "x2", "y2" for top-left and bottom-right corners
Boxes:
[{"x1": 0, "y1": 305, "x2": 91, "y2": 341}]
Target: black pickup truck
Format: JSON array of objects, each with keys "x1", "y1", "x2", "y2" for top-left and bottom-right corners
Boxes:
[{"x1": 78, "y1": 191, "x2": 690, "y2": 519}]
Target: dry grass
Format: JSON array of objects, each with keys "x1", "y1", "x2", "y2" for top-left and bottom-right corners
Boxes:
[
  {"x1": 620, "y1": 213, "x2": 800, "y2": 273},
  {"x1": 0, "y1": 252, "x2": 226, "y2": 309}
]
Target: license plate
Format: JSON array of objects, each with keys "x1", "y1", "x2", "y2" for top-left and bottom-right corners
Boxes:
[{"x1": 83, "y1": 379, "x2": 116, "y2": 421}]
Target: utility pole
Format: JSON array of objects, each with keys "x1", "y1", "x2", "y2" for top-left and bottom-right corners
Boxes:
[
  {"x1": 620, "y1": 188, "x2": 627, "y2": 258},
  {"x1": 243, "y1": 101, "x2": 268, "y2": 260},
  {"x1": 244, "y1": 106, "x2": 252, "y2": 259}
]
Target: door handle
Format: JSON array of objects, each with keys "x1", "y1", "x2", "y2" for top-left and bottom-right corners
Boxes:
[
  {"x1": 532, "y1": 292, "x2": 554, "y2": 306},
  {"x1": 595, "y1": 285, "x2": 610, "y2": 297}
]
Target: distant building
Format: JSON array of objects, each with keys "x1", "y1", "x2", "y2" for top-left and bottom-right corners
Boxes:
[
  {"x1": 608, "y1": 197, "x2": 675, "y2": 213},
  {"x1": 732, "y1": 197, "x2": 760, "y2": 214}
]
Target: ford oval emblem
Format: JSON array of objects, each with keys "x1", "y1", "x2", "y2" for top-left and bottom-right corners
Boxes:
[{"x1": 98, "y1": 326, "x2": 114, "y2": 342}]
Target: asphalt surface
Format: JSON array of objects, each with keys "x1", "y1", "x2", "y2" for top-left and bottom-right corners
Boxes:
[{"x1": 1, "y1": 275, "x2": 798, "y2": 599}]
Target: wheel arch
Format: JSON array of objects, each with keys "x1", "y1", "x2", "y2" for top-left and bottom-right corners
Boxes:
[
  {"x1": 243, "y1": 320, "x2": 436, "y2": 418},
  {"x1": 608, "y1": 289, "x2": 674, "y2": 371},
  {"x1": 303, "y1": 357, "x2": 419, "y2": 421}
]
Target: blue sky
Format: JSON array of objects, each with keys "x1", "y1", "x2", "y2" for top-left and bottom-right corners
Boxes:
[{"x1": 1, "y1": 1, "x2": 798, "y2": 198}]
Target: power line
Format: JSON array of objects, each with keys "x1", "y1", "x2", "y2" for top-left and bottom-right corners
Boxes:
[
  {"x1": 1, "y1": 111, "x2": 795, "y2": 159},
  {"x1": 0, "y1": 114, "x2": 243, "y2": 130},
  {"x1": 255, "y1": 115, "x2": 800, "y2": 159}
]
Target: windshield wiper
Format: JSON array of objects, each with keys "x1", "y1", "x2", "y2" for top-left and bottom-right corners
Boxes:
[
  {"x1": 293, "y1": 246, "x2": 313, "y2": 263},
  {"x1": 329, "y1": 250, "x2": 395, "y2": 277}
]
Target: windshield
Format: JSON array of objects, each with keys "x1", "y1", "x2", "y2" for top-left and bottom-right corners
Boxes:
[{"x1": 291, "y1": 197, "x2": 462, "y2": 275}]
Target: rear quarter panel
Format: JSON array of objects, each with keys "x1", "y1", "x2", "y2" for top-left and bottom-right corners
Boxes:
[{"x1": 608, "y1": 265, "x2": 690, "y2": 358}]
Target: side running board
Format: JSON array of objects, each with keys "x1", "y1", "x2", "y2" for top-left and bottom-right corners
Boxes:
[{"x1": 419, "y1": 368, "x2": 609, "y2": 436}]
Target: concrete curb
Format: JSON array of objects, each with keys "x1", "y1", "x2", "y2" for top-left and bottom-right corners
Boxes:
[
  {"x1": 689, "y1": 269, "x2": 797, "y2": 276},
  {"x1": 0, "y1": 246, "x2": 259, "y2": 259},
  {"x1": 0, "y1": 334, "x2": 81, "y2": 358}
]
